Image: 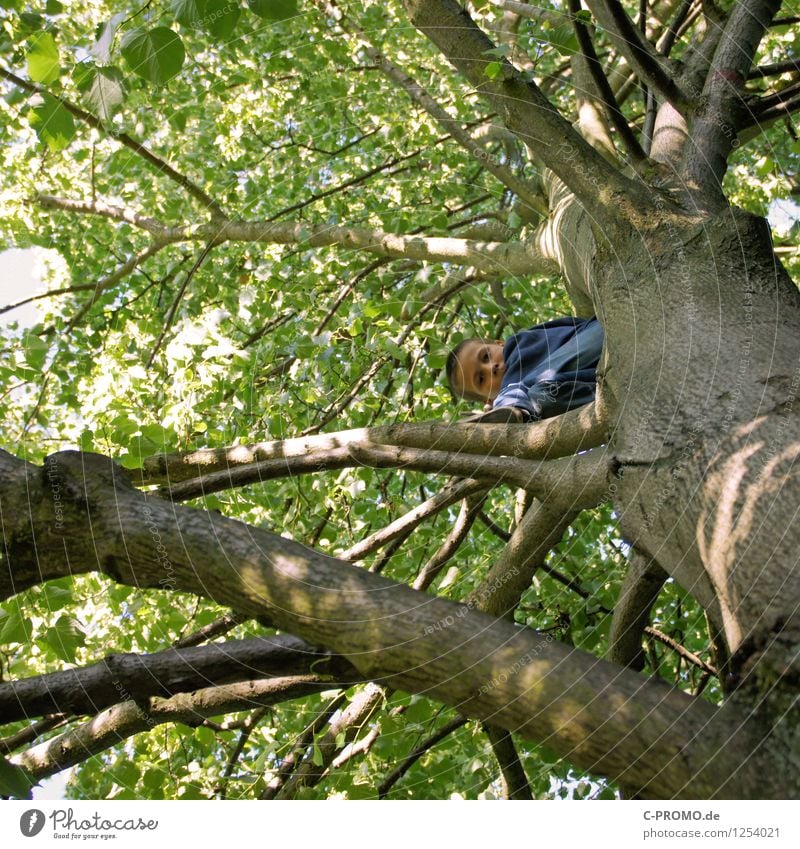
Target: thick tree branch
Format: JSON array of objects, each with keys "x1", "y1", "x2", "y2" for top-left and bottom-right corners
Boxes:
[
  {"x1": 607, "y1": 553, "x2": 669, "y2": 670},
  {"x1": 13, "y1": 677, "x2": 332, "y2": 783},
  {"x1": 344, "y1": 443, "x2": 611, "y2": 510},
  {"x1": 0, "y1": 449, "x2": 765, "y2": 797},
  {"x1": 482, "y1": 724, "x2": 533, "y2": 799},
  {"x1": 403, "y1": 0, "x2": 655, "y2": 220},
  {"x1": 34, "y1": 195, "x2": 538, "y2": 277},
  {"x1": 583, "y1": 0, "x2": 690, "y2": 111},
  {"x1": 568, "y1": 0, "x2": 648, "y2": 162},
  {"x1": 137, "y1": 404, "x2": 607, "y2": 486},
  {"x1": 683, "y1": 0, "x2": 784, "y2": 201},
  {"x1": 0, "y1": 635, "x2": 358, "y2": 725},
  {"x1": 155, "y1": 438, "x2": 610, "y2": 509}
]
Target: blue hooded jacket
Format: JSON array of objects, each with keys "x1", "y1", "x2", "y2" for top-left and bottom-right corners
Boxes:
[{"x1": 493, "y1": 316, "x2": 603, "y2": 420}]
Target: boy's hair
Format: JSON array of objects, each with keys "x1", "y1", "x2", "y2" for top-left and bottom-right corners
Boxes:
[{"x1": 445, "y1": 338, "x2": 485, "y2": 402}]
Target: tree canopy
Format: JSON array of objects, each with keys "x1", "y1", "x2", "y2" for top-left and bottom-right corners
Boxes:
[{"x1": 0, "y1": 0, "x2": 798, "y2": 801}]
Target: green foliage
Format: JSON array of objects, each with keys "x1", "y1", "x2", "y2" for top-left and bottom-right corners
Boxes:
[
  {"x1": 42, "y1": 615, "x2": 87, "y2": 663},
  {"x1": 247, "y1": 0, "x2": 298, "y2": 21},
  {"x1": 0, "y1": 757, "x2": 35, "y2": 799},
  {"x1": 75, "y1": 64, "x2": 125, "y2": 120},
  {"x1": 26, "y1": 31, "x2": 60, "y2": 84},
  {"x1": 121, "y1": 26, "x2": 185, "y2": 85},
  {"x1": 27, "y1": 91, "x2": 75, "y2": 150}
]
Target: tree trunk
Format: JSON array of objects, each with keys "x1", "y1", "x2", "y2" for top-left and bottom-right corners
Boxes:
[{"x1": 596, "y1": 209, "x2": 800, "y2": 675}]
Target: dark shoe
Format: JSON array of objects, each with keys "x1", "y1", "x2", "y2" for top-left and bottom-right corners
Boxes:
[{"x1": 459, "y1": 406, "x2": 528, "y2": 424}]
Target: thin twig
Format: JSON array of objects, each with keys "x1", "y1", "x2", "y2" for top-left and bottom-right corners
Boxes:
[
  {"x1": 377, "y1": 717, "x2": 469, "y2": 798},
  {"x1": 0, "y1": 66, "x2": 224, "y2": 216},
  {"x1": 644, "y1": 626, "x2": 717, "y2": 676},
  {"x1": 0, "y1": 716, "x2": 68, "y2": 756},
  {"x1": 173, "y1": 613, "x2": 249, "y2": 649},
  {"x1": 146, "y1": 242, "x2": 215, "y2": 368}
]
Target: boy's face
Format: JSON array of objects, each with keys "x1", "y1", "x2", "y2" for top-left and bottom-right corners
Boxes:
[{"x1": 452, "y1": 340, "x2": 506, "y2": 403}]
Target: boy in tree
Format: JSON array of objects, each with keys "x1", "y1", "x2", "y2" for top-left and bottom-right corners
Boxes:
[{"x1": 445, "y1": 316, "x2": 603, "y2": 423}]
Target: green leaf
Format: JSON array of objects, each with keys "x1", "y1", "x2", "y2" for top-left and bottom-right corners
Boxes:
[
  {"x1": 72, "y1": 62, "x2": 95, "y2": 90},
  {"x1": 484, "y1": 61, "x2": 502, "y2": 81},
  {"x1": 17, "y1": 12, "x2": 44, "y2": 38},
  {"x1": 26, "y1": 31, "x2": 60, "y2": 84},
  {"x1": 311, "y1": 742, "x2": 324, "y2": 766},
  {"x1": 142, "y1": 768, "x2": 165, "y2": 791},
  {"x1": 91, "y1": 14, "x2": 126, "y2": 64},
  {"x1": 120, "y1": 448, "x2": 144, "y2": 470},
  {"x1": 195, "y1": 726, "x2": 216, "y2": 747},
  {"x1": 121, "y1": 26, "x2": 185, "y2": 85},
  {"x1": 0, "y1": 758, "x2": 34, "y2": 799},
  {"x1": 43, "y1": 615, "x2": 87, "y2": 663},
  {"x1": 85, "y1": 66, "x2": 125, "y2": 120},
  {"x1": 0, "y1": 608, "x2": 32, "y2": 645},
  {"x1": 545, "y1": 26, "x2": 579, "y2": 57},
  {"x1": 247, "y1": 0, "x2": 297, "y2": 21},
  {"x1": 22, "y1": 331, "x2": 49, "y2": 369},
  {"x1": 28, "y1": 92, "x2": 76, "y2": 151},
  {"x1": 45, "y1": 0, "x2": 64, "y2": 13},
  {"x1": 140, "y1": 423, "x2": 172, "y2": 449},
  {"x1": 113, "y1": 759, "x2": 140, "y2": 787},
  {"x1": 204, "y1": 0, "x2": 241, "y2": 38},
  {"x1": 171, "y1": 0, "x2": 208, "y2": 26},
  {"x1": 39, "y1": 584, "x2": 74, "y2": 612}
]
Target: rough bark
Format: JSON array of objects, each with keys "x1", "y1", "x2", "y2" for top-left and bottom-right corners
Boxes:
[
  {"x1": 483, "y1": 724, "x2": 533, "y2": 799},
  {"x1": 136, "y1": 406, "x2": 606, "y2": 485},
  {"x1": 0, "y1": 635, "x2": 359, "y2": 724},
  {"x1": 0, "y1": 448, "x2": 771, "y2": 798},
  {"x1": 596, "y1": 208, "x2": 800, "y2": 685},
  {"x1": 35, "y1": 195, "x2": 538, "y2": 277},
  {"x1": 402, "y1": 0, "x2": 800, "y2": 797},
  {"x1": 608, "y1": 554, "x2": 669, "y2": 670},
  {"x1": 14, "y1": 677, "x2": 331, "y2": 782}
]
